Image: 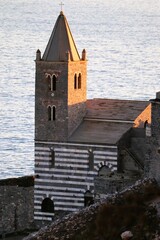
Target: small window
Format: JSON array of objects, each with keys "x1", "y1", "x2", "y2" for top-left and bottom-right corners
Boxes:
[
  {"x1": 84, "y1": 191, "x2": 94, "y2": 207},
  {"x1": 52, "y1": 106, "x2": 56, "y2": 121},
  {"x1": 51, "y1": 75, "x2": 56, "y2": 91},
  {"x1": 74, "y1": 74, "x2": 77, "y2": 89},
  {"x1": 88, "y1": 149, "x2": 94, "y2": 171},
  {"x1": 47, "y1": 74, "x2": 52, "y2": 91},
  {"x1": 78, "y1": 73, "x2": 81, "y2": 89},
  {"x1": 41, "y1": 198, "x2": 54, "y2": 213},
  {"x1": 145, "y1": 120, "x2": 151, "y2": 137},
  {"x1": 48, "y1": 106, "x2": 51, "y2": 121},
  {"x1": 51, "y1": 149, "x2": 55, "y2": 167},
  {"x1": 144, "y1": 120, "x2": 148, "y2": 128},
  {"x1": 48, "y1": 106, "x2": 56, "y2": 121}
]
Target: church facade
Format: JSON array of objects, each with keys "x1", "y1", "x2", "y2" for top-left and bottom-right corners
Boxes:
[{"x1": 34, "y1": 11, "x2": 152, "y2": 224}]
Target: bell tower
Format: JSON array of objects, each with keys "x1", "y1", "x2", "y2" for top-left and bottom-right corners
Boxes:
[{"x1": 35, "y1": 11, "x2": 87, "y2": 142}]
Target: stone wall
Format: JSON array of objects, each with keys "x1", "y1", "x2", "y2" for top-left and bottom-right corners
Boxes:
[
  {"x1": 145, "y1": 93, "x2": 160, "y2": 183},
  {"x1": 68, "y1": 60, "x2": 87, "y2": 137},
  {"x1": 94, "y1": 173, "x2": 140, "y2": 197},
  {"x1": 34, "y1": 141, "x2": 118, "y2": 226},
  {"x1": 35, "y1": 58, "x2": 87, "y2": 142},
  {"x1": 35, "y1": 61, "x2": 69, "y2": 141},
  {"x1": 0, "y1": 176, "x2": 34, "y2": 236}
]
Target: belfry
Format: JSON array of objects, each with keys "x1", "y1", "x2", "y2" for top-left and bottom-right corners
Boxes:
[{"x1": 35, "y1": 11, "x2": 87, "y2": 143}]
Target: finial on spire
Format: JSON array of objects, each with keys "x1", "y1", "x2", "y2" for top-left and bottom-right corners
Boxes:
[
  {"x1": 82, "y1": 49, "x2": 87, "y2": 61},
  {"x1": 60, "y1": 2, "x2": 64, "y2": 11},
  {"x1": 36, "y1": 49, "x2": 41, "y2": 61}
]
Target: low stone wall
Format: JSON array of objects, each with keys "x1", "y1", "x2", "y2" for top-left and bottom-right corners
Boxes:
[
  {"x1": 0, "y1": 176, "x2": 34, "y2": 236},
  {"x1": 94, "y1": 173, "x2": 140, "y2": 197}
]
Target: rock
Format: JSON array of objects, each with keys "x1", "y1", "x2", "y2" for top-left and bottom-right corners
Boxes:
[{"x1": 121, "y1": 230, "x2": 133, "y2": 239}]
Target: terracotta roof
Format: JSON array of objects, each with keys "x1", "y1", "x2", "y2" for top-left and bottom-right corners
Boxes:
[
  {"x1": 69, "y1": 99, "x2": 150, "y2": 144},
  {"x1": 42, "y1": 11, "x2": 80, "y2": 62},
  {"x1": 86, "y1": 99, "x2": 149, "y2": 121}
]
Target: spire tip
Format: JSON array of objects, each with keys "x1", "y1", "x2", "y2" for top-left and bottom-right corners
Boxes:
[{"x1": 60, "y1": 2, "x2": 64, "y2": 12}]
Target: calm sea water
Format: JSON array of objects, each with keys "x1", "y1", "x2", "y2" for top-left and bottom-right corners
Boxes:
[{"x1": 0, "y1": 0, "x2": 160, "y2": 179}]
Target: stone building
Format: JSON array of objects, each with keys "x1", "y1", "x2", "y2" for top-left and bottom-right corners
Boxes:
[
  {"x1": 34, "y1": 11, "x2": 152, "y2": 225},
  {"x1": 145, "y1": 92, "x2": 160, "y2": 182}
]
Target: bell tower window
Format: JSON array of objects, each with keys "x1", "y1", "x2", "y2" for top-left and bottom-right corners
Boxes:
[
  {"x1": 52, "y1": 106, "x2": 56, "y2": 120},
  {"x1": 46, "y1": 73, "x2": 57, "y2": 91},
  {"x1": 46, "y1": 74, "x2": 52, "y2": 91},
  {"x1": 48, "y1": 106, "x2": 56, "y2": 121},
  {"x1": 51, "y1": 75, "x2": 56, "y2": 91},
  {"x1": 74, "y1": 74, "x2": 77, "y2": 89},
  {"x1": 48, "y1": 106, "x2": 51, "y2": 121},
  {"x1": 74, "y1": 73, "x2": 82, "y2": 89},
  {"x1": 78, "y1": 73, "x2": 81, "y2": 89}
]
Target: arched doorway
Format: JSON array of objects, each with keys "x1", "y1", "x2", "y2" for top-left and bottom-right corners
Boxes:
[{"x1": 41, "y1": 198, "x2": 54, "y2": 213}]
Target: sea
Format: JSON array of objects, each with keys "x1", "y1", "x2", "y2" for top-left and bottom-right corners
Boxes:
[{"x1": 0, "y1": 0, "x2": 160, "y2": 179}]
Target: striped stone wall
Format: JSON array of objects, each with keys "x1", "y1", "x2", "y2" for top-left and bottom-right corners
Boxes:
[{"x1": 34, "y1": 141, "x2": 117, "y2": 222}]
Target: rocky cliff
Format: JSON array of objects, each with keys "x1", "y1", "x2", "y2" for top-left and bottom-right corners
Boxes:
[{"x1": 24, "y1": 178, "x2": 160, "y2": 240}]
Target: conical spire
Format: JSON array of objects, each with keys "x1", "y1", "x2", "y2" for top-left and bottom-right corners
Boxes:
[{"x1": 42, "y1": 11, "x2": 80, "y2": 62}]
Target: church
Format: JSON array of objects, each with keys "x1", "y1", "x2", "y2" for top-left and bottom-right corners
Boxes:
[{"x1": 34, "y1": 10, "x2": 160, "y2": 225}]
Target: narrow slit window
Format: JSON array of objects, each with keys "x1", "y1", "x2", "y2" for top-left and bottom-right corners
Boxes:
[
  {"x1": 52, "y1": 106, "x2": 56, "y2": 121},
  {"x1": 51, "y1": 149, "x2": 55, "y2": 167},
  {"x1": 74, "y1": 74, "x2": 77, "y2": 89},
  {"x1": 88, "y1": 149, "x2": 94, "y2": 171},
  {"x1": 47, "y1": 75, "x2": 51, "y2": 91},
  {"x1": 48, "y1": 106, "x2": 51, "y2": 121},
  {"x1": 78, "y1": 73, "x2": 81, "y2": 89},
  {"x1": 52, "y1": 75, "x2": 56, "y2": 91},
  {"x1": 48, "y1": 106, "x2": 56, "y2": 121}
]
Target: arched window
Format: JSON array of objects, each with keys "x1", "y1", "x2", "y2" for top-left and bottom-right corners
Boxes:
[
  {"x1": 74, "y1": 74, "x2": 77, "y2": 89},
  {"x1": 52, "y1": 106, "x2": 56, "y2": 121},
  {"x1": 144, "y1": 120, "x2": 148, "y2": 128},
  {"x1": 41, "y1": 198, "x2": 54, "y2": 213},
  {"x1": 48, "y1": 106, "x2": 51, "y2": 121},
  {"x1": 51, "y1": 75, "x2": 56, "y2": 91},
  {"x1": 47, "y1": 74, "x2": 52, "y2": 91},
  {"x1": 48, "y1": 106, "x2": 56, "y2": 121},
  {"x1": 78, "y1": 73, "x2": 81, "y2": 89},
  {"x1": 46, "y1": 74, "x2": 57, "y2": 91},
  {"x1": 144, "y1": 120, "x2": 151, "y2": 137},
  {"x1": 84, "y1": 191, "x2": 94, "y2": 207}
]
